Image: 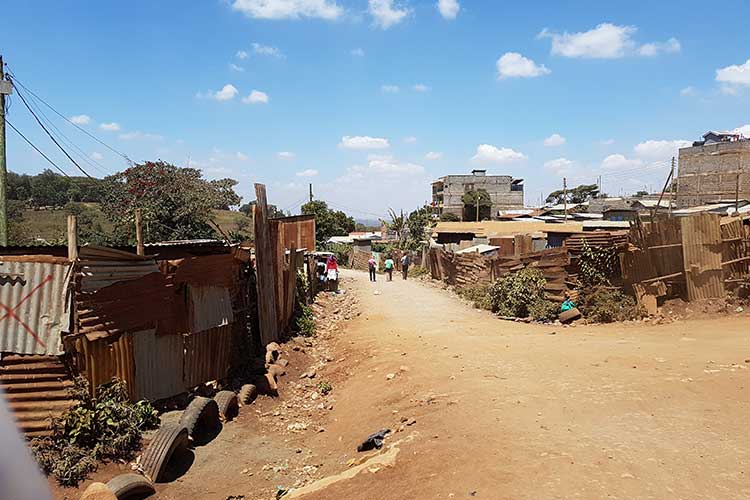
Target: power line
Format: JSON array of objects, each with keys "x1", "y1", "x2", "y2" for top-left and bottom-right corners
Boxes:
[
  {"x1": 6, "y1": 119, "x2": 70, "y2": 177},
  {"x1": 6, "y1": 69, "x2": 133, "y2": 165},
  {"x1": 11, "y1": 80, "x2": 94, "y2": 178}
]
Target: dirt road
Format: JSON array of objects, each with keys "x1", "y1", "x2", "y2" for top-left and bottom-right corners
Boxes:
[{"x1": 92, "y1": 269, "x2": 750, "y2": 500}]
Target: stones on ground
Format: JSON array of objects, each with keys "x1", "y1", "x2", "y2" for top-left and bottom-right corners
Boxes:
[
  {"x1": 300, "y1": 370, "x2": 316, "y2": 379},
  {"x1": 287, "y1": 422, "x2": 308, "y2": 432},
  {"x1": 386, "y1": 373, "x2": 396, "y2": 380},
  {"x1": 277, "y1": 358, "x2": 290, "y2": 367}
]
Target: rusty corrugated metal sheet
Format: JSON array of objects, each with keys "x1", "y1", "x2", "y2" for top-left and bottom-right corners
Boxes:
[
  {"x1": 183, "y1": 324, "x2": 233, "y2": 389},
  {"x1": 78, "y1": 333, "x2": 136, "y2": 400},
  {"x1": 188, "y1": 285, "x2": 234, "y2": 333},
  {"x1": 0, "y1": 354, "x2": 76, "y2": 437},
  {"x1": 681, "y1": 213, "x2": 725, "y2": 300},
  {"x1": 78, "y1": 259, "x2": 159, "y2": 293},
  {"x1": 0, "y1": 259, "x2": 72, "y2": 355},
  {"x1": 131, "y1": 329, "x2": 184, "y2": 402}
]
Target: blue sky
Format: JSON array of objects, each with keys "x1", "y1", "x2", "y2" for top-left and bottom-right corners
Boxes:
[{"x1": 4, "y1": 0, "x2": 750, "y2": 219}]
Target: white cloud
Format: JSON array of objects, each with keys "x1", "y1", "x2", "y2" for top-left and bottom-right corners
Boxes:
[
  {"x1": 601, "y1": 153, "x2": 643, "y2": 170},
  {"x1": 733, "y1": 125, "x2": 750, "y2": 137},
  {"x1": 403, "y1": 136, "x2": 417, "y2": 144},
  {"x1": 277, "y1": 151, "x2": 296, "y2": 159},
  {"x1": 437, "y1": 0, "x2": 459, "y2": 19},
  {"x1": 236, "y1": 152, "x2": 249, "y2": 161},
  {"x1": 90, "y1": 152, "x2": 104, "y2": 161},
  {"x1": 680, "y1": 86, "x2": 696, "y2": 97},
  {"x1": 471, "y1": 144, "x2": 526, "y2": 165},
  {"x1": 412, "y1": 83, "x2": 430, "y2": 92},
  {"x1": 544, "y1": 133, "x2": 566, "y2": 147},
  {"x1": 230, "y1": 0, "x2": 343, "y2": 20},
  {"x1": 540, "y1": 23, "x2": 680, "y2": 59},
  {"x1": 600, "y1": 138, "x2": 615, "y2": 145},
  {"x1": 639, "y1": 37, "x2": 681, "y2": 56},
  {"x1": 539, "y1": 23, "x2": 636, "y2": 59},
  {"x1": 236, "y1": 50, "x2": 249, "y2": 59},
  {"x1": 354, "y1": 154, "x2": 424, "y2": 176},
  {"x1": 296, "y1": 168, "x2": 319, "y2": 177},
  {"x1": 496, "y1": 52, "x2": 550, "y2": 79},
  {"x1": 339, "y1": 135, "x2": 390, "y2": 150},
  {"x1": 351, "y1": 48, "x2": 365, "y2": 57},
  {"x1": 118, "y1": 131, "x2": 164, "y2": 141},
  {"x1": 199, "y1": 84, "x2": 239, "y2": 101},
  {"x1": 242, "y1": 89, "x2": 269, "y2": 104},
  {"x1": 381, "y1": 84, "x2": 400, "y2": 93},
  {"x1": 633, "y1": 139, "x2": 691, "y2": 161},
  {"x1": 368, "y1": 0, "x2": 410, "y2": 29},
  {"x1": 716, "y1": 59, "x2": 750, "y2": 88},
  {"x1": 229, "y1": 63, "x2": 245, "y2": 72},
  {"x1": 69, "y1": 114, "x2": 91, "y2": 125},
  {"x1": 99, "y1": 122, "x2": 121, "y2": 132},
  {"x1": 544, "y1": 157, "x2": 575, "y2": 175},
  {"x1": 425, "y1": 151, "x2": 443, "y2": 160},
  {"x1": 252, "y1": 42, "x2": 284, "y2": 58}
]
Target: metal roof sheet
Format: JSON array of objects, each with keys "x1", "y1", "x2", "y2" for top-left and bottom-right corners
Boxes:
[{"x1": 0, "y1": 260, "x2": 72, "y2": 355}]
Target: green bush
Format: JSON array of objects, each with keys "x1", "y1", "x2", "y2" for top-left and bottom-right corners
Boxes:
[
  {"x1": 325, "y1": 242, "x2": 352, "y2": 266},
  {"x1": 317, "y1": 381, "x2": 332, "y2": 395},
  {"x1": 458, "y1": 284, "x2": 492, "y2": 310},
  {"x1": 528, "y1": 299, "x2": 559, "y2": 322},
  {"x1": 408, "y1": 266, "x2": 428, "y2": 278},
  {"x1": 578, "y1": 287, "x2": 643, "y2": 323},
  {"x1": 439, "y1": 212, "x2": 461, "y2": 222},
  {"x1": 295, "y1": 303, "x2": 316, "y2": 337},
  {"x1": 487, "y1": 268, "x2": 548, "y2": 318},
  {"x1": 578, "y1": 241, "x2": 618, "y2": 287},
  {"x1": 31, "y1": 378, "x2": 159, "y2": 486}
]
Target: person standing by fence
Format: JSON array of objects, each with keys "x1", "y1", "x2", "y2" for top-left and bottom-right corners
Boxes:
[
  {"x1": 368, "y1": 256, "x2": 377, "y2": 282},
  {"x1": 384, "y1": 255, "x2": 395, "y2": 281},
  {"x1": 400, "y1": 253, "x2": 410, "y2": 280}
]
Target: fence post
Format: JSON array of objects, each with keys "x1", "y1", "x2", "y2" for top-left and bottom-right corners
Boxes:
[{"x1": 253, "y1": 184, "x2": 278, "y2": 346}]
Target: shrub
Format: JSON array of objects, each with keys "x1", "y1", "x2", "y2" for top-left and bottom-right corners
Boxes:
[
  {"x1": 578, "y1": 241, "x2": 618, "y2": 287},
  {"x1": 528, "y1": 299, "x2": 559, "y2": 322},
  {"x1": 295, "y1": 303, "x2": 316, "y2": 337},
  {"x1": 439, "y1": 212, "x2": 461, "y2": 222},
  {"x1": 578, "y1": 287, "x2": 644, "y2": 323},
  {"x1": 31, "y1": 378, "x2": 159, "y2": 486},
  {"x1": 325, "y1": 242, "x2": 351, "y2": 266},
  {"x1": 487, "y1": 268, "x2": 548, "y2": 318},
  {"x1": 317, "y1": 381, "x2": 332, "y2": 395},
  {"x1": 458, "y1": 284, "x2": 492, "y2": 311},
  {"x1": 408, "y1": 266, "x2": 429, "y2": 278}
]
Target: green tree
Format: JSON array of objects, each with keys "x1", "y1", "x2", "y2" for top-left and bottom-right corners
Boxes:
[
  {"x1": 301, "y1": 200, "x2": 355, "y2": 245},
  {"x1": 30, "y1": 169, "x2": 71, "y2": 206},
  {"x1": 633, "y1": 190, "x2": 649, "y2": 198},
  {"x1": 210, "y1": 178, "x2": 243, "y2": 209},
  {"x1": 405, "y1": 206, "x2": 433, "y2": 250},
  {"x1": 439, "y1": 212, "x2": 460, "y2": 222},
  {"x1": 100, "y1": 161, "x2": 240, "y2": 244},
  {"x1": 462, "y1": 189, "x2": 491, "y2": 221},
  {"x1": 546, "y1": 183, "x2": 599, "y2": 205},
  {"x1": 384, "y1": 208, "x2": 406, "y2": 247},
  {"x1": 239, "y1": 201, "x2": 285, "y2": 218}
]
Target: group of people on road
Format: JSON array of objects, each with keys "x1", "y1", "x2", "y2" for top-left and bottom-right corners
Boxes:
[{"x1": 368, "y1": 253, "x2": 410, "y2": 282}]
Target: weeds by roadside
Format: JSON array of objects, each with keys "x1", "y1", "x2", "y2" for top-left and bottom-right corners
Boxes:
[{"x1": 578, "y1": 287, "x2": 644, "y2": 323}]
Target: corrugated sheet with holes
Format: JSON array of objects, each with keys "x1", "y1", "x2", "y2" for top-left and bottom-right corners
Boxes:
[
  {"x1": 0, "y1": 260, "x2": 72, "y2": 355},
  {"x1": 183, "y1": 324, "x2": 233, "y2": 389},
  {"x1": 132, "y1": 329, "x2": 184, "y2": 401},
  {"x1": 77, "y1": 333, "x2": 136, "y2": 400},
  {"x1": 0, "y1": 354, "x2": 76, "y2": 437},
  {"x1": 188, "y1": 285, "x2": 234, "y2": 333}
]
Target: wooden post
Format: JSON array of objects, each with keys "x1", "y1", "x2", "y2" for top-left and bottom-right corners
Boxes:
[
  {"x1": 135, "y1": 209, "x2": 144, "y2": 256},
  {"x1": 67, "y1": 215, "x2": 78, "y2": 261},
  {"x1": 253, "y1": 184, "x2": 278, "y2": 346},
  {"x1": 563, "y1": 177, "x2": 568, "y2": 222},
  {"x1": 284, "y1": 245, "x2": 298, "y2": 332}
]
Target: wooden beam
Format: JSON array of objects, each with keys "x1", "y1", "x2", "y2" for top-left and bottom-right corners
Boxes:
[
  {"x1": 284, "y1": 245, "x2": 298, "y2": 332},
  {"x1": 253, "y1": 184, "x2": 278, "y2": 346},
  {"x1": 721, "y1": 256, "x2": 750, "y2": 266},
  {"x1": 134, "y1": 209, "x2": 144, "y2": 256},
  {"x1": 67, "y1": 215, "x2": 78, "y2": 261}
]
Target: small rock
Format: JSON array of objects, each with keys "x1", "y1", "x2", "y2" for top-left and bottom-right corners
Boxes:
[
  {"x1": 736, "y1": 306, "x2": 744, "y2": 313},
  {"x1": 386, "y1": 373, "x2": 396, "y2": 380},
  {"x1": 399, "y1": 365, "x2": 409, "y2": 372},
  {"x1": 287, "y1": 422, "x2": 308, "y2": 432}
]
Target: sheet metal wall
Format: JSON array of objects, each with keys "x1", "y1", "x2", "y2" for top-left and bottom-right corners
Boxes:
[
  {"x1": 183, "y1": 324, "x2": 233, "y2": 389},
  {"x1": 78, "y1": 259, "x2": 159, "y2": 292},
  {"x1": 681, "y1": 213, "x2": 725, "y2": 300},
  {"x1": 273, "y1": 215, "x2": 316, "y2": 252},
  {"x1": 132, "y1": 329, "x2": 184, "y2": 401},
  {"x1": 78, "y1": 333, "x2": 136, "y2": 400},
  {"x1": 188, "y1": 285, "x2": 234, "y2": 333},
  {"x1": 0, "y1": 259, "x2": 72, "y2": 355}
]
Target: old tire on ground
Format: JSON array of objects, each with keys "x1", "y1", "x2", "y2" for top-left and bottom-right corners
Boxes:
[
  {"x1": 179, "y1": 397, "x2": 220, "y2": 438},
  {"x1": 238, "y1": 384, "x2": 257, "y2": 405},
  {"x1": 106, "y1": 473, "x2": 156, "y2": 499},
  {"x1": 80, "y1": 482, "x2": 118, "y2": 500},
  {"x1": 214, "y1": 390, "x2": 239, "y2": 421},
  {"x1": 139, "y1": 424, "x2": 189, "y2": 483}
]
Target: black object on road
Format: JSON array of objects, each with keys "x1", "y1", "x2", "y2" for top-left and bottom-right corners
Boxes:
[{"x1": 357, "y1": 429, "x2": 391, "y2": 452}]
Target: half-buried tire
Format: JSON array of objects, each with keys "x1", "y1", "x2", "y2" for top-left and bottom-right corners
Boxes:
[
  {"x1": 214, "y1": 390, "x2": 239, "y2": 421},
  {"x1": 139, "y1": 424, "x2": 189, "y2": 483},
  {"x1": 238, "y1": 384, "x2": 257, "y2": 406},
  {"x1": 179, "y1": 396, "x2": 220, "y2": 443},
  {"x1": 106, "y1": 473, "x2": 156, "y2": 499}
]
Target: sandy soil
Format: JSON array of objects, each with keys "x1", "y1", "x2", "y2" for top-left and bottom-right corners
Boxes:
[{"x1": 51, "y1": 269, "x2": 750, "y2": 499}]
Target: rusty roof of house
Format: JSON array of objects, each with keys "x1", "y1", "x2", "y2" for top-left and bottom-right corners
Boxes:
[{"x1": 432, "y1": 221, "x2": 584, "y2": 238}]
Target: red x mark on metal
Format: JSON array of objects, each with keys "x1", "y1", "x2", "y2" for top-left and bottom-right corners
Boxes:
[{"x1": 0, "y1": 274, "x2": 54, "y2": 349}]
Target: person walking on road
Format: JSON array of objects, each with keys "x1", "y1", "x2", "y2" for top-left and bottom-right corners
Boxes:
[
  {"x1": 368, "y1": 256, "x2": 377, "y2": 282},
  {"x1": 326, "y1": 255, "x2": 339, "y2": 291},
  {"x1": 384, "y1": 255, "x2": 395, "y2": 281},
  {"x1": 400, "y1": 253, "x2": 411, "y2": 280}
]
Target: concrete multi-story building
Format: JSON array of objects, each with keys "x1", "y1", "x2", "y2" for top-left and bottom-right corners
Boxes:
[
  {"x1": 431, "y1": 169, "x2": 524, "y2": 220},
  {"x1": 677, "y1": 131, "x2": 750, "y2": 208}
]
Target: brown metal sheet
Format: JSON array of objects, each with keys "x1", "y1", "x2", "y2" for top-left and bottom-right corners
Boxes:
[
  {"x1": 80, "y1": 333, "x2": 136, "y2": 400},
  {"x1": 171, "y1": 254, "x2": 237, "y2": 288},
  {"x1": 0, "y1": 354, "x2": 76, "y2": 437},
  {"x1": 78, "y1": 259, "x2": 160, "y2": 293},
  {"x1": 681, "y1": 213, "x2": 725, "y2": 300},
  {"x1": 188, "y1": 285, "x2": 234, "y2": 333},
  {"x1": 0, "y1": 260, "x2": 72, "y2": 355},
  {"x1": 183, "y1": 324, "x2": 233, "y2": 389},
  {"x1": 131, "y1": 329, "x2": 184, "y2": 401}
]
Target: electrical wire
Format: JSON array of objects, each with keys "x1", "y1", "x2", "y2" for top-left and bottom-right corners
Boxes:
[
  {"x1": 6, "y1": 119, "x2": 71, "y2": 177},
  {"x1": 6, "y1": 68, "x2": 133, "y2": 165},
  {"x1": 11, "y1": 80, "x2": 94, "y2": 178}
]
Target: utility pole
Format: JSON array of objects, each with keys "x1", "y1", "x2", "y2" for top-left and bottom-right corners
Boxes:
[
  {"x1": 563, "y1": 177, "x2": 568, "y2": 222},
  {"x1": 309, "y1": 183, "x2": 313, "y2": 203},
  {"x1": 735, "y1": 172, "x2": 740, "y2": 216},
  {"x1": 0, "y1": 56, "x2": 11, "y2": 246},
  {"x1": 670, "y1": 157, "x2": 676, "y2": 216},
  {"x1": 475, "y1": 195, "x2": 480, "y2": 222},
  {"x1": 135, "y1": 209, "x2": 144, "y2": 256}
]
